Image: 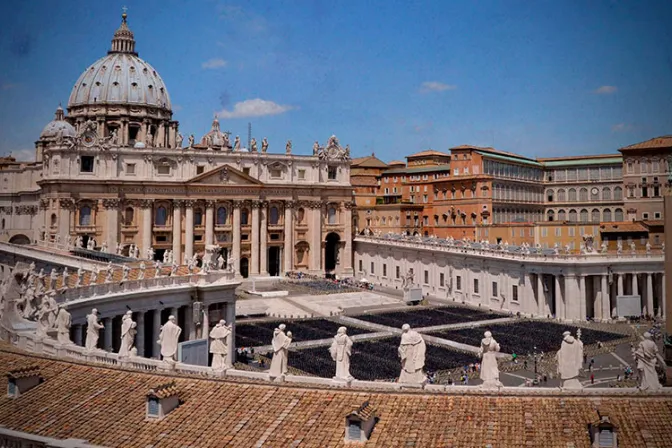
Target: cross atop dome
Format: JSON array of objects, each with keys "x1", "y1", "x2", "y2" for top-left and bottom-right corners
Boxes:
[{"x1": 109, "y1": 8, "x2": 137, "y2": 56}]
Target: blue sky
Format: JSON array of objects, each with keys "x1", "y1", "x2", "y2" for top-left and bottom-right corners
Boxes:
[{"x1": 1, "y1": 0, "x2": 671, "y2": 162}]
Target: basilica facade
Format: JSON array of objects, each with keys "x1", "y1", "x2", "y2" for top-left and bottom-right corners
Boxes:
[{"x1": 0, "y1": 12, "x2": 354, "y2": 277}]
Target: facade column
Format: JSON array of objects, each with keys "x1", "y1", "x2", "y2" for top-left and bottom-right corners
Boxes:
[
  {"x1": 342, "y1": 203, "x2": 353, "y2": 275},
  {"x1": 232, "y1": 201, "x2": 241, "y2": 275},
  {"x1": 646, "y1": 273, "x2": 654, "y2": 316},
  {"x1": 136, "y1": 311, "x2": 145, "y2": 357},
  {"x1": 283, "y1": 200, "x2": 294, "y2": 274},
  {"x1": 555, "y1": 275, "x2": 564, "y2": 320},
  {"x1": 523, "y1": 273, "x2": 534, "y2": 316},
  {"x1": 617, "y1": 274, "x2": 624, "y2": 297},
  {"x1": 601, "y1": 275, "x2": 611, "y2": 320},
  {"x1": 58, "y1": 198, "x2": 74, "y2": 243},
  {"x1": 187, "y1": 304, "x2": 196, "y2": 340},
  {"x1": 578, "y1": 275, "x2": 586, "y2": 321},
  {"x1": 141, "y1": 200, "x2": 153, "y2": 256},
  {"x1": 103, "y1": 317, "x2": 113, "y2": 351},
  {"x1": 662, "y1": 274, "x2": 667, "y2": 320},
  {"x1": 103, "y1": 199, "x2": 119, "y2": 252},
  {"x1": 153, "y1": 309, "x2": 162, "y2": 359},
  {"x1": 202, "y1": 304, "x2": 210, "y2": 340},
  {"x1": 310, "y1": 203, "x2": 322, "y2": 273},
  {"x1": 592, "y1": 276, "x2": 602, "y2": 321},
  {"x1": 251, "y1": 201, "x2": 260, "y2": 275},
  {"x1": 73, "y1": 324, "x2": 83, "y2": 346},
  {"x1": 184, "y1": 200, "x2": 194, "y2": 262},
  {"x1": 260, "y1": 202, "x2": 268, "y2": 275},
  {"x1": 205, "y1": 201, "x2": 215, "y2": 246},
  {"x1": 536, "y1": 274, "x2": 545, "y2": 317},
  {"x1": 172, "y1": 200, "x2": 183, "y2": 264}
]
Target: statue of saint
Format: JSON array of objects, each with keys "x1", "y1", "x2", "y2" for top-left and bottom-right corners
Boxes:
[
  {"x1": 36, "y1": 298, "x2": 53, "y2": 339},
  {"x1": 233, "y1": 135, "x2": 241, "y2": 151},
  {"x1": 85, "y1": 308, "x2": 103, "y2": 350},
  {"x1": 261, "y1": 137, "x2": 268, "y2": 153},
  {"x1": 110, "y1": 128, "x2": 119, "y2": 146},
  {"x1": 158, "y1": 315, "x2": 182, "y2": 362},
  {"x1": 269, "y1": 324, "x2": 292, "y2": 377},
  {"x1": 285, "y1": 140, "x2": 292, "y2": 155},
  {"x1": 398, "y1": 324, "x2": 426, "y2": 384},
  {"x1": 329, "y1": 326, "x2": 353, "y2": 381},
  {"x1": 556, "y1": 331, "x2": 583, "y2": 389},
  {"x1": 188, "y1": 134, "x2": 195, "y2": 148},
  {"x1": 632, "y1": 332, "x2": 665, "y2": 390},
  {"x1": 55, "y1": 306, "x2": 72, "y2": 345},
  {"x1": 250, "y1": 138, "x2": 258, "y2": 152},
  {"x1": 176, "y1": 133, "x2": 184, "y2": 148},
  {"x1": 217, "y1": 254, "x2": 224, "y2": 269},
  {"x1": 118, "y1": 310, "x2": 136, "y2": 357},
  {"x1": 146, "y1": 131, "x2": 154, "y2": 147},
  {"x1": 209, "y1": 319, "x2": 232, "y2": 370},
  {"x1": 479, "y1": 331, "x2": 502, "y2": 388},
  {"x1": 312, "y1": 141, "x2": 319, "y2": 156},
  {"x1": 147, "y1": 246, "x2": 155, "y2": 261},
  {"x1": 138, "y1": 262, "x2": 146, "y2": 280}
]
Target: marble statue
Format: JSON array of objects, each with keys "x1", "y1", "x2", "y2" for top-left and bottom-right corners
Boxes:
[
  {"x1": 154, "y1": 261, "x2": 163, "y2": 277},
  {"x1": 329, "y1": 326, "x2": 353, "y2": 381},
  {"x1": 632, "y1": 332, "x2": 665, "y2": 390},
  {"x1": 91, "y1": 265, "x2": 99, "y2": 283},
  {"x1": 261, "y1": 137, "x2": 268, "y2": 153},
  {"x1": 564, "y1": 244, "x2": 571, "y2": 255},
  {"x1": 85, "y1": 308, "x2": 103, "y2": 351},
  {"x1": 617, "y1": 241, "x2": 623, "y2": 255},
  {"x1": 187, "y1": 255, "x2": 196, "y2": 273},
  {"x1": 76, "y1": 236, "x2": 84, "y2": 248},
  {"x1": 217, "y1": 254, "x2": 224, "y2": 269},
  {"x1": 138, "y1": 262, "x2": 146, "y2": 280},
  {"x1": 401, "y1": 269, "x2": 415, "y2": 291},
  {"x1": 312, "y1": 141, "x2": 319, "y2": 155},
  {"x1": 147, "y1": 246, "x2": 155, "y2": 261},
  {"x1": 285, "y1": 140, "x2": 292, "y2": 155},
  {"x1": 601, "y1": 241, "x2": 608, "y2": 254},
  {"x1": 553, "y1": 243, "x2": 559, "y2": 255},
  {"x1": 105, "y1": 267, "x2": 114, "y2": 283},
  {"x1": 556, "y1": 331, "x2": 583, "y2": 389},
  {"x1": 49, "y1": 268, "x2": 58, "y2": 290},
  {"x1": 479, "y1": 331, "x2": 502, "y2": 388},
  {"x1": 630, "y1": 241, "x2": 637, "y2": 254},
  {"x1": 61, "y1": 267, "x2": 69, "y2": 288},
  {"x1": 55, "y1": 234, "x2": 61, "y2": 245},
  {"x1": 176, "y1": 133, "x2": 184, "y2": 148},
  {"x1": 36, "y1": 298, "x2": 53, "y2": 339},
  {"x1": 75, "y1": 267, "x2": 84, "y2": 287},
  {"x1": 171, "y1": 262, "x2": 179, "y2": 276},
  {"x1": 646, "y1": 241, "x2": 652, "y2": 255},
  {"x1": 87, "y1": 238, "x2": 95, "y2": 250},
  {"x1": 121, "y1": 264, "x2": 130, "y2": 281},
  {"x1": 209, "y1": 319, "x2": 232, "y2": 370},
  {"x1": 250, "y1": 138, "x2": 257, "y2": 152},
  {"x1": 226, "y1": 256, "x2": 236, "y2": 274},
  {"x1": 188, "y1": 134, "x2": 195, "y2": 148},
  {"x1": 269, "y1": 324, "x2": 292, "y2": 377},
  {"x1": 118, "y1": 310, "x2": 136, "y2": 357},
  {"x1": 163, "y1": 250, "x2": 170, "y2": 264},
  {"x1": 233, "y1": 135, "x2": 241, "y2": 151},
  {"x1": 55, "y1": 306, "x2": 72, "y2": 345},
  {"x1": 398, "y1": 324, "x2": 426, "y2": 384},
  {"x1": 158, "y1": 315, "x2": 182, "y2": 362},
  {"x1": 110, "y1": 128, "x2": 119, "y2": 146},
  {"x1": 100, "y1": 242, "x2": 108, "y2": 253},
  {"x1": 344, "y1": 144, "x2": 350, "y2": 159},
  {"x1": 65, "y1": 235, "x2": 72, "y2": 248},
  {"x1": 116, "y1": 242, "x2": 123, "y2": 255}
]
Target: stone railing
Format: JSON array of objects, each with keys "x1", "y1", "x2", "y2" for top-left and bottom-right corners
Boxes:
[
  {"x1": 2, "y1": 324, "x2": 671, "y2": 397},
  {"x1": 355, "y1": 236, "x2": 665, "y2": 264}
]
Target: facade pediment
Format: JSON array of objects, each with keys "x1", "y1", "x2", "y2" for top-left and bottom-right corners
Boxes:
[{"x1": 187, "y1": 164, "x2": 264, "y2": 186}]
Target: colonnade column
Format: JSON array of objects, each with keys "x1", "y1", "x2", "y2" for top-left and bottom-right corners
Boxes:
[
  {"x1": 601, "y1": 275, "x2": 610, "y2": 321},
  {"x1": 342, "y1": 203, "x2": 353, "y2": 274},
  {"x1": 184, "y1": 200, "x2": 194, "y2": 262},
  {"x1": 141, "y1": 200, "x2": 153, "y2": 256},
  {"x1": 57, "y1": 198, "x2": 74, "y2": 243},
  {"x1": 172, "y1": 200, "x2": 183, "y2": 264},
  {"x1": 617, "y1": 274, "x2": 624, "y2": 297},
  {"x1": 260, "y1": 202, "x2": 268, "y2": 275},
  {"x1": 251, "y1": 201, "x2": 260, "y2": 275},
  {"x1": 226, "y1": 302, "x2": 236, "y2": 366},
  {"x1": 205, "y1": 201, "x2": 215, "y2": 246},
  {"x1": 136, "y1": 311, "x2": 145, "y2": 357},
  {"x1": 310, "y1": 202, "x2": 322, "y2": 273},
  {"x1": 555, "y1": 275, "x2": 564, "y2": 320},
  {"x1": 523, "y1": 273, "x2": 534, "y2": 315},
  {"x1": 103, "y1": 317, "x2": 113, "y2": 351},
  {"x1": 593, "y1": 276, "x2": 602, "y2": 321},
  {"x1": 284, "y1": 201, "x2": 294, "y2": 274},
  {"x1": 578, "y1": 275, "x2": 586, "y2": 321},
  {"x1": 103, "y1": 199, "x2": 119, "y2": 252},
  {"x1": 232, "y1": 201, "x2": 241, "y2": 275},
  {"x1": 187, "y1": 304, "x2": 196, "y2": 340},
  {"x1": 536, "y1": 274, "x2": 545, "y2": 317},
  {"x1": 662, "y1": 274, "x2": 667, "y2": 319},
  {"x1": 153, "y1": 309, "x2": 162, "y2": 359},
  {"x1": 73, "y1": 324, "x2": 82, "y2": 346},
  {"x1": 645, "y1": 273, "x2": 654, "y2": 316},
  {"x1": 632, "y1": 273, "x2": 639, "y2": 297}
]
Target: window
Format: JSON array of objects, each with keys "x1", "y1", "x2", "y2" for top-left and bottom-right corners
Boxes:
[
  {"x1": 557, "y1": 189, "x2": 566, "y2": 202},
  {"x1": 591, "y1": 209, "x2": 600, "y2": 222},
  {"x1": 424, "y1": 270, "x2": 429, "y2": 284},
  {"x1": 382, "y1": 264, "x2": 387, "y2": 277},
  {"x1": 473, "y1": 279, "x2": 479, "y2": 294},
  {"x1": 580, "y1": 209, "x2": 589, "y2": 222},
  {"x1": 269, "y1": 206, "x2": 279, "y2": 225},
  {"x1": 456, "y1": 275, "x2": 462, "y2": 291},
  {"x1": 216, "y1": 207, "x2": 228, "y2": 225},
  {"x1": 614, "y1": 208, "x2": 624, "y2": 221},
  {"x1": 155, "y1": 206, "x2": 167, "y2": 226},
  {"x1": 603, "y1": 208, "x2": 611, "y2": 222},
  {"x1": 370, "y1": 262, "x2": 375, "y2": 274},
  {"x1": 568, "y1": 227, "x2": 575, "y2": 237},
  {"x1": 194, "y1": 208, "x2": 203, "y2": 226},
  {"x1": 79, "y1": 206, "x2": 91, "y2": 226},
  {"x1": 558, "y1": 209, "x2": 566, "y2": 221},
  {"x1": 396, "y1": 266, "x2": 400, "y2": 279},
  {"x1": 126, "y1": 163, "x2": 136, "y2": 174},
  {"x1": 157, "y1": 165, "x2": 170, "y2": 175},
  {"x1": 297, "y1": 208, "x2": 305, "y2": 223},
  {"x1": 555, "y1": 227, "x2": 562, "y2": 237},
  {"x1": 568, "y1": 189, "x2": 577, "y2": 202},
  {"x1": 642, "y1": 212, "x2": 649, "y2": 220},
  {"x1": 511, "y1": 285, "x2": 519, "y2": 301},
  {"x1": 124, "y1": 207, "x2": 134, "y2": 225},
  {"x1": 546, "y1": 190, "x2": 554, "y2": 202},
  {"x1": 654, "y1": 212, "x2": 661, "y2": 219},
  {"x1": 569, "y1": 209, "x2": 577, "y2": 222},
  {"x1": 328, "y1": 166, "x2": 337, "y2": 180},
  {"x1": 270, "y1": 168, "x2": 282, "y2": 178},
  {"x1": 440, "y1": 273, "x2": 445, "y2": 287},
  {"x1": 196, "y1": 166, "x2": 204, "y2": 175},
  {"x1": 492, "y1": 281, "x2": 498, "y2": 297},
  {"x1": 542, "y1": 228, "x2": 548, "y2": 237},
  {"x1": 613, "y1": 187, "x2": 622, "y2": 200},
  {"x1": 359, "y1": 260, "x2": 363, "y2": 272},
  {"x1": 602, "y1": 188, "x2": 611, "y2": 200},
  {"x1": 579, "y1": 188, "x2": 588, "y2": 202},
  {"x1": 241, "y1": 209, "x2": 249, "y2": 225},
  {"x1": 328, "y1": 207, "x2": 337, "y2": 225},
  {"x1": 80, "y1": 156, "x2": 94, "y2": 173},
  {"x1": 243, "y1": 167, "x2": 251, "y2": 176},
  {"x1": 50, "y1": 213, "x2": 57, "y2": 227}
]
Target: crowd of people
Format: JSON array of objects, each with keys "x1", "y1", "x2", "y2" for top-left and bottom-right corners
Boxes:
[{"x1": 280, "y1": 272, "x2": 363, "y2": 294}]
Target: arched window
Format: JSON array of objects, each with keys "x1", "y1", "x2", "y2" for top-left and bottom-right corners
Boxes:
[
  {"x1": 558, "y1": 209, "x2": 566, "y2": 221},
  {"x1": 569, "y1": 209, "x2": 577, "y2": 222},
  {"x1": 328, "y1": 207, "x2": 337, "y2": 225},
  {"x1": 79, "y1": 206, "x2": 92, "y2": 226},
  {"x1": 546, "y1": 189, "x2": 554, "y2": 202},
  {"x1": 155, "y1": 206, "x2": 167, "y2": 226},
  {"x1": 614, "y1": 208, "x2": 624, "y2": 221},
  {"x1": 591, "y1": 208, "x2": 600, "y2": 222},
  {"x1": 580, "y1": 209, "x2": 589, "y2": 222},
  {"x1": 568, "y1": 188, "x2": 577, "y2": 202},
  {"x1": 579, "y1": 188, "x2": 588, "y2": 202},
  {"x1": 603, "y1": 208, "x2": 612, "y2": 222},
  {"x1": 124, "y1": 207, "x2": 134, "y2": 225},
  {"x1": 547, "y1": 210, "x2": 555, "y2": 222},
  {"x1": 557, "y1": 189, "x2": 566, "y2": 202},
  {"x1": 217, "y1": 207, "x2": 227, "y2": 225},
  {"x1": 269, "y1": 206, "x2": 279, "y2": 225},
  {"x1": 194, "y1": 208, "x2": 203, "y2": 226},
  {"x1": 297, "y1": 207, "x2": 305, "y2": 223},
  {"x1": 614, "y1": 187, "x2": 622, "y2": 200},
  {"x1": 602, "y1": 188, "x2": 611, "y2": 201},
  {"x1": 241, "y1": 208, "x2": 249, "y2": 225},
  {"x1": 50, "y1": 213, "x2": 57, "y2": 227}
]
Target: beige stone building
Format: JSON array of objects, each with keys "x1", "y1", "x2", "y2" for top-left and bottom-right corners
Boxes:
[{"x1": 0, "y1": 12, "x2": 354, "y2": 278}]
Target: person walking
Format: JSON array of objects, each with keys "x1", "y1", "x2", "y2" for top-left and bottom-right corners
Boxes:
[{"x1": 590, "y1": 373, "x2": 595, "y2": 384}]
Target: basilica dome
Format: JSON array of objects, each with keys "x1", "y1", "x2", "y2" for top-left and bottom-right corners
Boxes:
[
  {"x1": 40, "y1": 105, "x2": 76, "y2": 139},
  {"x1": 67, "y1": 13, "x2": 171, "y2": 112}
]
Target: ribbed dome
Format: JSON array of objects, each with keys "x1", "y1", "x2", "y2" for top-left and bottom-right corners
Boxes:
[
  {"x1": 67, "y1": 12, "x2": 171, "y2": 111},
  {"x1": 40, "y1": 105, "x2": 76, "y2": 139}
]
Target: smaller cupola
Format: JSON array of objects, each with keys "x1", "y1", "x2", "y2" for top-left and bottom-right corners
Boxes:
[
  {"x1": 344, "y1": 401, "x2": 378, "y2": 443},
  {"x1": 146, "y1": 381, "x2": 181, "y2": 420},
  {"x1": 590, "y1": 412, "x2": 618, "y2": 448},
  {"x1": 7, "y1": 366, "x2": 42, "y2": 398}
]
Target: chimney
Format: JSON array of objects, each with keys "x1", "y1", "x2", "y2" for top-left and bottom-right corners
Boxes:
[
  {"x1": 344, "y1": 401, "x2": 378, "y2": 443},
  {"x1": 589, "y1": 412, "x2": 618, "y2": 448},
  {"x1": 146, "y1": 381, "x2": 180, "y2": 420},
  {"x1": 7, "y1": 366, "x2": 42, "y2": 398}
]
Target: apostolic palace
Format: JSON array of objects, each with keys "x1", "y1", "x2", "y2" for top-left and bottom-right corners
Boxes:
[{"x1": 0, "y1": 10, "x2": 671, "y2": 448}]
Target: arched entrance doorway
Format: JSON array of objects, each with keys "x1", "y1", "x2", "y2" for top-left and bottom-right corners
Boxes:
[
  {"x1": 240, "y1": 257, "x2": 249, "y2": 278},
  {"x1": 268, "y1": 247, "x2": 280, "y2": 276},
  {"x1": 325, "y1": 232, "x2": 340, "y2": 273},
  {"x1": 8, "y1": 234, "x2": 30, "y2": 245}
]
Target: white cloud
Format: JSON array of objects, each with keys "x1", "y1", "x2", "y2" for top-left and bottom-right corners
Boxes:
[
  {"x1": 202, "y1": 58, "x2": 227, "y2": 69},
  {"x1": 217, "y1": 98, "x2": 294, "y2": 119},
  {"x1": 612, "y1": 123, "x2": 632, "y2": 132},
  {"x1": 594, "y1": 85, "x2": 617, "y2": 94},
  {"x1": 2, "y1": 148, "x2": 34, "y2": 161},
  {"x1": 420, "y1": 81, "x2": 457, "y2": 93}
]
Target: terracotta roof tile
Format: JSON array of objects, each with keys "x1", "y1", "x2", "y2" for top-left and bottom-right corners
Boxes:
[
  {"x1": 6, "y1": 365, "x2": 40, "y2": 380},
  {"x1": 620, "y1": 135, "x2": 672, "y2": 151},
  {"x1": 406, "y1": 149, "x2": 451, "y2": 158}
]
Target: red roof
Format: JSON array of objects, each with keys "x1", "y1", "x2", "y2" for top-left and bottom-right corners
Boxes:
[{"x1": 620, "y1": 135, "x2": 672, "y2": 151}]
